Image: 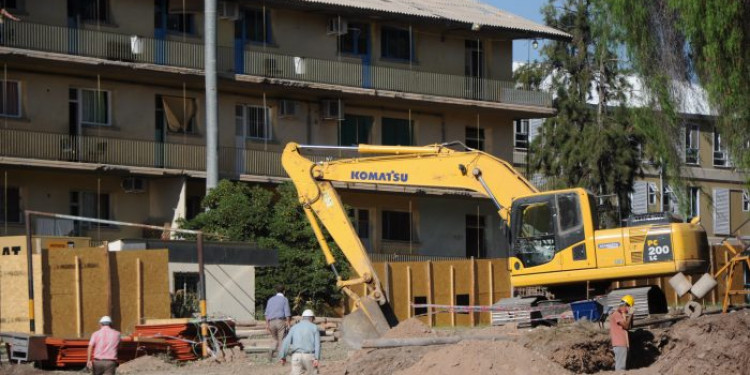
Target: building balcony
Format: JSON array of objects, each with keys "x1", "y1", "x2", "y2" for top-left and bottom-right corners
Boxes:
[
  {"x1": 0, "y1": 128, "x2": 295, "y2": 179},
  {"x1": 0, "y1": 21, "x2": 553, "y2": 109}
]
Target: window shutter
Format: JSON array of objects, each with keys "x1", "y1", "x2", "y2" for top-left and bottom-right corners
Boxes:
[
  {"x1": 631, "y1": 181, "x2": 648, "y2": 214},
  {"x1": 713, "y1": 188, "x2": 730, "y2": 235}
]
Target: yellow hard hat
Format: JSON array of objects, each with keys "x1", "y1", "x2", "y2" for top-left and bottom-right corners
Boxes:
[{"x1": 621, "y1": 295, "x2": 635, "y2": 307}]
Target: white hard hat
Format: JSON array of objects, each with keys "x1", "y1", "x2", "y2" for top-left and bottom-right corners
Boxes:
[
  {"x1": 302, "y1": 309, "x2": 315, "y2": 318},
  {"x1": 99, "y1": 316, "x2": 112, "y2": 324}
]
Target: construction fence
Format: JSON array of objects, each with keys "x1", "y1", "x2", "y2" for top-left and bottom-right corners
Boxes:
[{"x1": 360, "y1": 244, "x2": 746, "y2": 327}]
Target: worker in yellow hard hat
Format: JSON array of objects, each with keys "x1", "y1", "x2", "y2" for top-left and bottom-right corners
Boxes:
[{"x1": 610, "y1": 294, "x2": 634, "y2": 371}]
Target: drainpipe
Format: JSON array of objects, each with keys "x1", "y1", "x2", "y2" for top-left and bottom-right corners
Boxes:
[{"x1": 205, "y1": 0, "x2": 219, "y2": 191}]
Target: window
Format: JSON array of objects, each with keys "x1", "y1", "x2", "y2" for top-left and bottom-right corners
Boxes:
[
  {"x1": 3, "y1": 0, "x2": 18, "y2": 10},
  {"x1": 513, "y1": 200, "x2": 555, "y2": 267},
  {"x1": 465, "y1": 127, "x2": 485, "y2": 151},
  {"x1": 340, "y1": 115, "x2": 373, "y2": 146},
  {"x1": 382, "y1": 210, "x2": 411, "y2": 241},
  {"x1": 381, "y1": 26, "x2": 412, "y2": 61},
  {"x1": 236, "y1": 104, "x2": 272, "y2": 140},
  {"x1": 685, "y1": 123, "x2": 699, "y2": 164},
  {"x1": 155, "y1": 1, "x2": 195, "y2": 34},
  {"x1": 157, "y1": 95, "x2": 196, "y2": 133},
  {"x1": 663, "y1": 186, "x2": 678, "y2": 214},
  {"x1": 348, "y1": 208, "x2": 370, "y2": 240},
  {"x1": 239, "y1": 8, "x2": 272, "y2": 44},
  {"x1": 70, "y1": 88, "x2": 111, "y2": 126},
  {"x1": 647, "y1": 183, "x2": 657, "y2": 206},
  {"x1": 340, "y1": 22, "x2": 369, "y2": 55},
  {"x1": 68, "y1": 0, "x2": 109, "y2": 22},
  {"x1": 381, "y1": 117, "x2": 413, "y2": 146},
  {"x1": 70, "y1": 191, "x2": 110, "y2": 229},
  {"x1": 0, "y1": 80, "x2": 20, "y2": 117},
  {"x1": 744, "y1": 190, "x2": 750, "y2": 212},
  {"x1": 174, "y1": 272, "x2": 199, "y2": 294},
  {"x1": 688, "y1": 187, "x2": 700, "y2": 218},
  {"x1": 514, "y1": 120, "x2": 529, "y2": 149},
  {"x1": 465, "y1": 215, "x2": 486, "y2": 258},
  {"x1": 714, "y1": 129, "x2": 730, "y2": 167},
  {"x1": 0, "y1": 186, "x2": 21, "y2": 224}
]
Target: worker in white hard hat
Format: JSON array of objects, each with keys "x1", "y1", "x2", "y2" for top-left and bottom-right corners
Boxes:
[
  {"x1": 87, "y1": 316, "x2": 121, "y2": 375},
  {"x1": 279, "y1": 309, "x2": 321, "y2": 375},
  {"x1": 610, "y1": 295, "x2": 634, "y2": 371}
]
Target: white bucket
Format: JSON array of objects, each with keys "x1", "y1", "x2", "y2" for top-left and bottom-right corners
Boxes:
[
  {"x1": 668, "y1": 272, "x2": 692, "y2": 297},
  {"x1": 690, "y1": 273, "x2": 718, "y2": 299}
]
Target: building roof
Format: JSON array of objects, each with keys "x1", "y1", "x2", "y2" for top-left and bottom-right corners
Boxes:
[{"x1": 294, "y1": 0, "x2": 571, "y2": 40}]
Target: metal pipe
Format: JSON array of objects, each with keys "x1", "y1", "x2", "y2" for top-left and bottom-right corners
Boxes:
[
  {"x1": 25, "y1": 211, "x2": 35, "y2": 333},
  {"x1": 197, "y1": 232, "x2": 209, "y2": 358},
  {"x1": 23, "y1": 210, "x2": 203, "y2": 235},
  {"x1": 204, "y1": 0, "x2": 218, "y2": 191}
]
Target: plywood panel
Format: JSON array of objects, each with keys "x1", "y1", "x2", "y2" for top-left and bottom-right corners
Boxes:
[
  {"x1": 0, "y1": 236, "x2": 35, "y2": 332},
  {"x1": 112, "y1": 250, "x2": 170, "y2": 334},
  {"x1": 44, "y1": 247, "x2": 110, "y2": 338}
]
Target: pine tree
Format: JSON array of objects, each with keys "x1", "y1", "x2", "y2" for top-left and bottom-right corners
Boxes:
[{"x1": 528, "y1": 0, "x2": 643, "y2": 226}]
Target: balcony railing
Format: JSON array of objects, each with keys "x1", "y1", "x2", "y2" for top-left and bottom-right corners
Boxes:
[
  {"x1": 0, "y1": 21, "x2": 552, "y2": 108},
  {"x1": 0, "y1": 128, "x2": 291, "y2": 178}
]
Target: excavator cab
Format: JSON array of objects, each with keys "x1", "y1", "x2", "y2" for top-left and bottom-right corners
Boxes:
[{"x1": 509, "y1": 189, "x2": 594, "y2": 271}]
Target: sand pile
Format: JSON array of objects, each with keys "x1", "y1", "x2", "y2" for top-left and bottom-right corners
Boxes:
[
  {"x1": 381, "y1": 318, "x2": 437, "y2": 339},
  {"x1": 117, "y1": 355, "x2": 175, "y2": 374},
  {"x1": 653, "y1": 310, "x2": 750, "y2": 375},
  {"x1": 394, "y1": 340, "x2": 570, "y2": 375}
]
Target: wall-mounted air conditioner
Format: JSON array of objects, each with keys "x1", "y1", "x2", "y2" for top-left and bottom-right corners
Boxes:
[
  {"x1": 327, "y1": 18, "x2": 348, "y2": 36},
  {"x1": 279, "y1": 99, "x2": 296, "y2": 117},
  {"x1": 218, "y1": 1, "x2": 240, "y2": 20},
  {"x1": 321, "y1": 99, "x2": 343, "y2": 120}
]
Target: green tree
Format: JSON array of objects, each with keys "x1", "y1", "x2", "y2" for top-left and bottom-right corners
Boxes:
[
  {"x1": 526, "y1": 0, "x2": 643, "y2": 225},
  {"x1": 180, "y1": 180, "x2": 350, "y2": 316},
  {"x1": 605, "y1": 0, "x2": 750, "y2": 190}
]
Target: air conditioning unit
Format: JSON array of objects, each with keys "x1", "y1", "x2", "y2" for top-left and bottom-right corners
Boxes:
[
  {"x1": 218, "y1": 1, "x2": 240, "y2": 20},
  {"x1": 327, "y1": 18, "x2": 348, "y2": 36},
  {"x1": 121, "y1": 177, "x2": 146, "y2": 193},
  {"x1": 321, "y1": 99, "x2": 343, "y2": 120},
  {"x1": 279, "y1": 99, "x2": 296, "y2": 117}
]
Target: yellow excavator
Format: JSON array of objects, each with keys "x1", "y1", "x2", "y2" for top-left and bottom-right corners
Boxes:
[{"x1": 281, "y1": 141, "x2": 709, "y2": 347}]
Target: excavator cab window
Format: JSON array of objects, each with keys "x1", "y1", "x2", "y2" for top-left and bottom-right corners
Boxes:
[
  {"x1": 512, "y1": 199, "x2": 556, "y2": 267},
  {"x1": 511, "y1": 192, "x2": 586, "y2": 267}
]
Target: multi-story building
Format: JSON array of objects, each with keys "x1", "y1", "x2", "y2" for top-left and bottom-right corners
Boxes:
[
  {"x1": 512, "y1": 82, "x2": 750, "y2": 243},
  {"x1": 0, "y1": 0, "x2": 566, "y2": 276}
]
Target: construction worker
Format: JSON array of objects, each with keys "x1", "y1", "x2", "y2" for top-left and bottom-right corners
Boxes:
[
  {"x1": 610, "y1": 295, "x2": 634, "y2": 371},
  {"x1": 265, "y1": 284, "x2": 292, "y2": 357},
  {"x1": 279, "y1": 309, "x2": 321, "y2": 375},
  {"x1": 86, "y1": 316, "x2": 121, "y2": 375}
]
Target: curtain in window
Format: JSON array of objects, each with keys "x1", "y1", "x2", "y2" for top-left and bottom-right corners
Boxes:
[
  {"x1": 162, "y1": 96, "x2": 196, "y2": 132},
  {"x1": 81, "y1": 89, "x2": 108, "y2": 125}
]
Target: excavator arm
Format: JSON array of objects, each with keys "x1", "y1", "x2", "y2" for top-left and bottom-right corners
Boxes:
[{"x1": 281, "y1": 141, "x2": 538, "y2": 347}]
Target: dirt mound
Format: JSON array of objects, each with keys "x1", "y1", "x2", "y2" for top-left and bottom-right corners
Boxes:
[
  {"x1": 0, "y1": 364, "x2": 45, "y2": 375},
  {"x1": 342, "y1": 346, "x2": 435, "y2": 375},
  {"x1": 117, "y1": 355, "x2": 175, "y2": 374},
  {"x1": 393, "y1": 340, "x2": 570, "y2": 375},
  {"x1": 653, "y1": 310, "x2": 750, "y2": 375},
  {"x1": 382, "y1": 318, "x2": 436, "y2": 339}
]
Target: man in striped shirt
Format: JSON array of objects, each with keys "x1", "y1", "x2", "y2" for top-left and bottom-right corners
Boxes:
[{"x1": 87, "y1": 316, "x2": 121, "y2": 375}]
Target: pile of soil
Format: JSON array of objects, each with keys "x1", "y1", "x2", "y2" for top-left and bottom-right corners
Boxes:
[
  {"x1": 341, "y1": 346, "x2": 436, "y2": 375},
  {"x1": 652, "y1": 310, "x2": 750, "y2": 375},
  {"x1": 381, "y1": 318, "x2": 437, "y2": 339},
  {"x1": 117, "y1": 355, "x2": 175, "y2": 374},
  {"x1": 393, "y1": 340, "x2": 570, "y2": 375}
]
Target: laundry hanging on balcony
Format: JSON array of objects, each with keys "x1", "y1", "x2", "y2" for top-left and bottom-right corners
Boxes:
[{"x1": 162, "y1": 96, "x2": 196, "y2": 133}]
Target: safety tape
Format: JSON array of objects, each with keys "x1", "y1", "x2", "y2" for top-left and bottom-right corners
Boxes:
[{"x1": 410, "y1": 302, "x2": 572, "y2": 314}]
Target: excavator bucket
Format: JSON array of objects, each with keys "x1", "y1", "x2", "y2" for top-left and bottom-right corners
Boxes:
[{"x1": 340, "y1": 296, "x2": 392, "y2": 349}]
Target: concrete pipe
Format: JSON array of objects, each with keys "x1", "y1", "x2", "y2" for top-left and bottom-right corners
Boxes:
[
  {"x1": 690, "y1": 273, "x2": 718, "y2": 300},
  {"x1": 668, "y1": 272, "x2": 692, "y2": 297}
]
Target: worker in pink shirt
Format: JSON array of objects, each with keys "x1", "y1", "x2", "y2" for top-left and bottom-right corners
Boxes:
[{"x1": 87, "y1": 316, "x2": 121, "y2": 375}]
